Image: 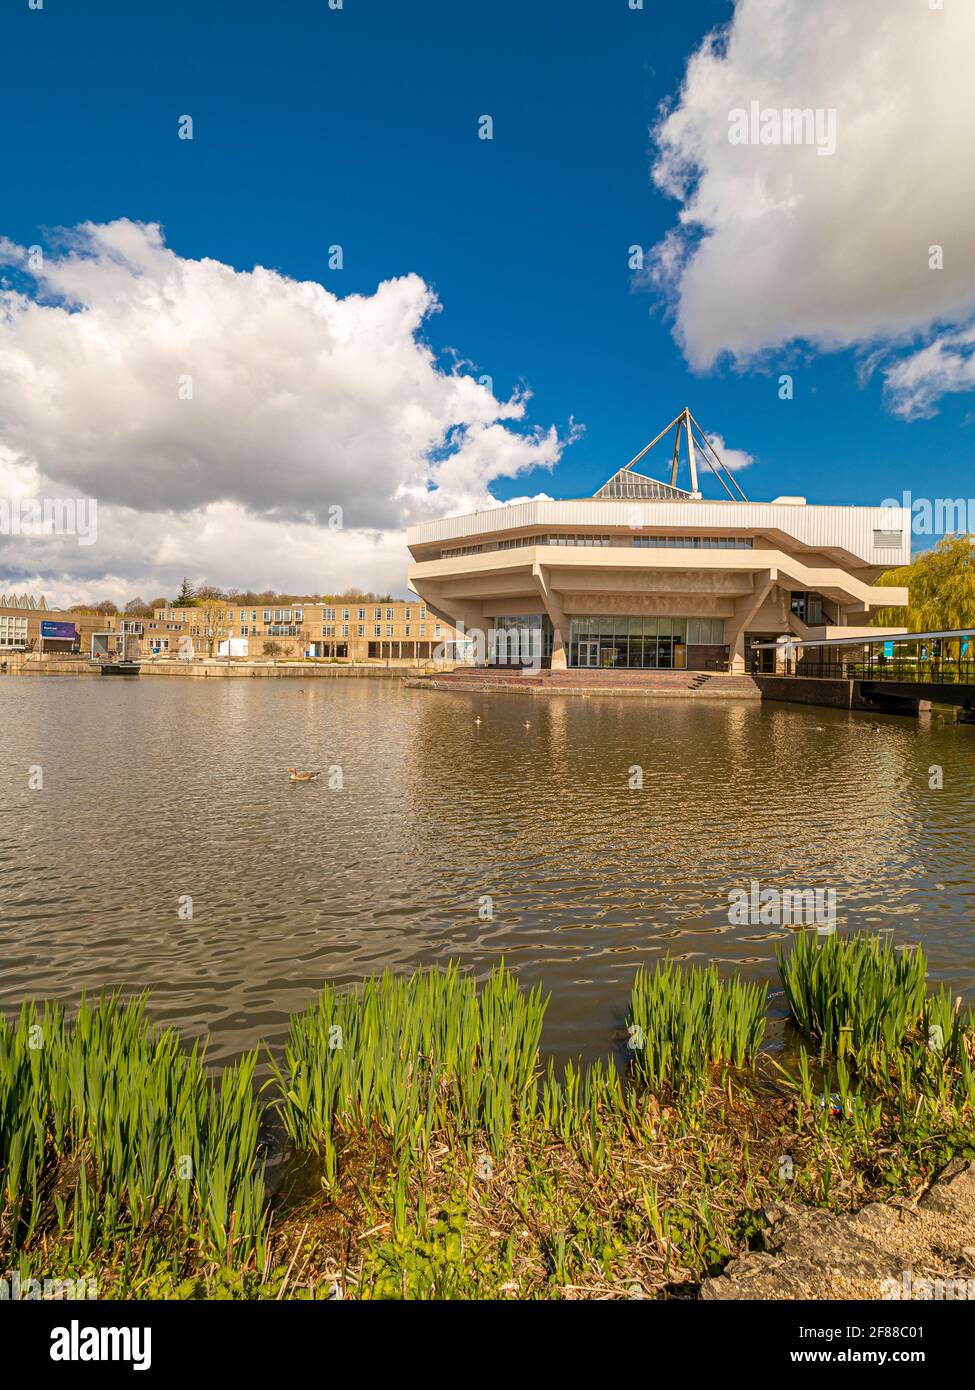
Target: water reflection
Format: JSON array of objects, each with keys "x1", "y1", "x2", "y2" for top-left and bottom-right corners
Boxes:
[{"x1": 0, "y1": 677, "x2": 972, "y2": 1065}]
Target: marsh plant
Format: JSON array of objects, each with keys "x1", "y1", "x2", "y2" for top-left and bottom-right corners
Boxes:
[
  {"x1": 778, "y1": 931, "x2": 928, "y2": 1059},
  {"x1": 0, "y1": 995, "x2": 268, "y2": 1277},
  {"x1": 2, "y1": 938, "x2": 973, "y2": 1299},
  {"x1": 270, "y1": 964, "x2": 547, "y2": 1176},
  {"x1": 627, "y1": 960, "x2": 767, "y2": 1093}
]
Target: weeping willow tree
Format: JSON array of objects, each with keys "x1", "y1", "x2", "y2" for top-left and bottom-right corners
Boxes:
[{"x1": 871, "y1": 535, "x2": 975, "y2": 631}]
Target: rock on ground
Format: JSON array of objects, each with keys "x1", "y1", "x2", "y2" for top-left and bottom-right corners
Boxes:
[{"x1": 700, "y1": 1159, "x2": 975, "y2": 1300}]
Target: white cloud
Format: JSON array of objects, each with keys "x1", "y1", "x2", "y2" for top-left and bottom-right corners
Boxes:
[
  {"x1": 703, "y1": 432, "x2": 754, "y2": 475},
  {"x1": 880, "y1": 325, "x2": 975, "y2": 421},
  {"x1": 0, "y1": 221, "x2": 569, "y2": 603},
  {"x1": 648, "y1": 0, "x2": 975, "y2": 416}
]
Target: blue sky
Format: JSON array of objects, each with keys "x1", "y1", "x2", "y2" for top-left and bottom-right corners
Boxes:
[{"x1": 1, "y1": 0, "x2": 972, "y2": 600}]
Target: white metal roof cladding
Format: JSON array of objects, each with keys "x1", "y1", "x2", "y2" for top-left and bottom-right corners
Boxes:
[{"x1": 407, "y1": 500, "x2": 911, "y2": 566}]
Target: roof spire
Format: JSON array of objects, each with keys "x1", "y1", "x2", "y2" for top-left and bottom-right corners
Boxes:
[{"x1": 598, "y1": 407, "x2": 748, "y2": 502}]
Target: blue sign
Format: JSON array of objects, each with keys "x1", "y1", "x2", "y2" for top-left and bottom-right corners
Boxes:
[
  {"x1": 883, "y1": 641, "x2": 894, "y2": 658},
  {"x1": 40, "y1": 620, "x2": 77, "y2": 640}
]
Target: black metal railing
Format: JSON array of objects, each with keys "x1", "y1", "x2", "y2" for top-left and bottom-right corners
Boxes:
[{"x1": 776, "y1": 652, "x2": 975, "y2": 684}]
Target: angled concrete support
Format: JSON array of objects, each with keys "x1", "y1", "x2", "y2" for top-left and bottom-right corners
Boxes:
[
  {"x1": 726, "y1": 570, "x2": 776, "y2": 673},
  {"x1": 533, "y1": 563, "x2": 570, "y2": 669}
]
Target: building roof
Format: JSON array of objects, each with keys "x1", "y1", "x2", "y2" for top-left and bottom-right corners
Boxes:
[
  {"x1": 0, "y1": 593, "x2": 48, "y2": 610},
  {"x1": 593, "y1": 467, "x2": 692, "y2": 501}
]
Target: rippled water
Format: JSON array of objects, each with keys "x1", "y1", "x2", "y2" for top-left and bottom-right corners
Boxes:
[{"x1": 1, "y1": 676, "x2": 973, "y2": 1064}]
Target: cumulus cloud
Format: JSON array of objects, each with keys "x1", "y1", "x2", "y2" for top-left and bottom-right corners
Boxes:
[
  {"x1": 702, "y1": 432, "x2": 754, "y2": 476},
  {"x1": 648, "y1": 0, "x2": 975, "y2": 417},
  {"x1": 0, "y1": 220, "x2": 570, "y2": 602}
]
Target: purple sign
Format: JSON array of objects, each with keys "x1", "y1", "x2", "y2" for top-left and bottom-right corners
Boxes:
[{"x1": 40, "y1": 621, "x2": 77, "y2": 640}]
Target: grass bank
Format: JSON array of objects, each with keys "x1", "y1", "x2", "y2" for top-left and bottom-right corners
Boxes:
[{"x1": 2, "y1": 940, "x2": 974, "y2": 1299}]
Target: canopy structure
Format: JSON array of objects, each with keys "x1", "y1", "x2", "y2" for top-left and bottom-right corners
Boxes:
[{"x1": 595, "y1": 407, "x2": 749, "y2": 503}]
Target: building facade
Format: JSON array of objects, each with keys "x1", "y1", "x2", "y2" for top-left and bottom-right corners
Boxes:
[
  {"x1": 0, "y1": 594, "x2": 466, "y2": 665},
  {"x1": 0, "y1": 596, "x2": 119, "y2": 656},
  {"x1": 152, "y1": 600, "x2": 467, "y2": 662},
  {"x1": 406, "y1": 413, "x2": 911, "y2": 673}
]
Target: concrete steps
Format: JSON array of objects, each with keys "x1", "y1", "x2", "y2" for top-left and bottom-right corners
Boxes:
[{"x1": 418, "y1": 668, "x2": 761, "y2": 699}]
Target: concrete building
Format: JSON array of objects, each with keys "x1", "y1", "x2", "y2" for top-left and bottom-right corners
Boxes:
[{"x1": 406, "y1": 409, "x2": 910, "y2": 673}]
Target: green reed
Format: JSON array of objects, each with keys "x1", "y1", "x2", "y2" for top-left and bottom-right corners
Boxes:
[
  {"x1": 626, "y1": 961, "x2": 767, "y2": 1094},
  {"x1": 270, "y1": 964, "x2": 548, "y2": 1162},
  {"x1": 776, "y1": 932, "x2": 928, "y2": 1061},
  {"x1": 0, "y1": 994, "x2": 268, "y2": 1267}
]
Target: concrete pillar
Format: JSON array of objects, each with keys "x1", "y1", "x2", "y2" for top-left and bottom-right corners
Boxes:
[
  {"x1": 725, "y1": 570, "x2": 776, "y2": 674},
  {"x1": 533, "y1": 563, "x2": 569, "y2": 670}
]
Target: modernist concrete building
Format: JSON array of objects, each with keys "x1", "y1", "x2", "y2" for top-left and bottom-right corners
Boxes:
[{"x1": 406, "y1": 410, "x2": 911, "y2": 673}]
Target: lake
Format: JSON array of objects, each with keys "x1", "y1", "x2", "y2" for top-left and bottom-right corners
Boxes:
[{"x1": 1, "y1": 676, "x2": 973, "y2": 1065}]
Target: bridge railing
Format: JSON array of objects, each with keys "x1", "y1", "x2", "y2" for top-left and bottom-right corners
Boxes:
[{"x1": 772, "y1": 651, "x2": 975, "y2": 684}]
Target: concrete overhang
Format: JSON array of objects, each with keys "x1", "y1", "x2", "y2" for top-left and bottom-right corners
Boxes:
[{"x1": 406, "y1": 500, "x2": 912, "y2": 569}]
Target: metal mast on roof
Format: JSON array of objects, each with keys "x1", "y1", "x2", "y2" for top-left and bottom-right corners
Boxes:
[{"x1": 623, "y1": 408, "x2": 748, "y2": 502}]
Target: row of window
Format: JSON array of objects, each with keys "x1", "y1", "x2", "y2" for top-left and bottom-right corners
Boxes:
[
  {"x1": 322, "y1": 606, "x2": 426, "y2": 622},
  {"x1": 496, "y1": 534, "x2": 612, "y2": 549},
  {"x1": 160, "y1": 605, "x2": 429, "y2": 625},
  {"x1": 0, "y1": 616, "x2": 28, "y2": 649},
  {"x1": 633, "y1": 536, "x2": 754, "y2": 549},
  {"x1": 323, "y1": 623, "x2": 438, "y2": 638},
  {"x1": 569, "y1": 616, "x2": 726, "y2": 644},
  {"x1": 441, "y1": 534, "x2": 755, "y2": 557}
]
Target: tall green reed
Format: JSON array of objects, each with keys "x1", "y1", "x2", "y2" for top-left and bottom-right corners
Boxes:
[
  {"x1": 776, "y1": 932, "x2": 927, "y2": 1061},
  {"x1": 0, "y1": 994, "x2": 268, "y2": 1267},
  {"x1": 627, "y1": 961, "x2": 767, "y2": 1095},
  {"x1": 270, "y1": 964, "x2": 547, "y2": 1160}
]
